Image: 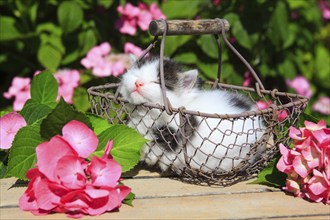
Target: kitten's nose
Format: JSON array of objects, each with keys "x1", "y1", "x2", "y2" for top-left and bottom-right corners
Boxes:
[{"x1": 135, "y1": 80, "x2": 144, "y2": 88}]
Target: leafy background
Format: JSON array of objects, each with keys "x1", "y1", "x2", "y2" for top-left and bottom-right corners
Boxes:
[{"x1": 0, "y1": 0, "x2": 329, "y2": 123}]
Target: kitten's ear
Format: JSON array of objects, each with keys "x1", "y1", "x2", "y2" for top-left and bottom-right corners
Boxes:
[
  {"x1": 180, "y1": 69, "x2": 199, "y2": 90},
  {"x1": 129, "y1": 54, "x2": 138, "y2": 65}
]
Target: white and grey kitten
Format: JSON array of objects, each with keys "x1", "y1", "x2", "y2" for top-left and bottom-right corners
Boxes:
[{"x1": 119, "y1": 56, "x2": 266, "y2": 174}]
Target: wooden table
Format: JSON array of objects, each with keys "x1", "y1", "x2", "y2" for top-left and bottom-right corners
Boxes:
[{"x1": 1, "y1": 167, "x2": 329, "y2": 219}]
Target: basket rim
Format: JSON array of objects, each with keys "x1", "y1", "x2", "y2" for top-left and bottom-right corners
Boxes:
[{"x1": 87, "y1": 81, "x2": 309, "y2": 119}]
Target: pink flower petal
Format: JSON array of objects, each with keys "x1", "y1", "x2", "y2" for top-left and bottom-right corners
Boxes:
[
  {"x1": 307, "y1": 170, "x2": 328, "y2": 196},
  {"x1": 124, "y1": 42, "x2": 143, "y2": 57},
  {"x1": 286, "y1": 76, "x2": 312, "y2": 98},
  {"x1": 0, "y1": 112, "x2": 27, "y2": 150},
  {"x1": 289, "y1": 126, "x2": 305, "y2": 141},
  {"x1": 292, "y1": 156, "x2": 310, "y2": 178},
  {"x1": 304, "y1": 120, "x2": 326, "y2": 131},
  {"x1": 99, "y1": 42, "x2": 111, "y2": 55},
  {"x1": 278, "y1": 110, "x2": 289, "y2": 122},
  {"x1": 33, "y1": 178, "x2": 63, "y2": 210},
  {"x1": 62, "y1": 120, "x2": 98, "y2": 158},
  {"x1": 102, "y1": 140, "x2": 114, "y2": 160},
  {"x1": 36, "y1": 136, "x2": 77, "y2": 182},
  {"x1": 283, "y1": 179, "x2": 301, "y2": 196},
  {"x1": 149, "y1": 3, "x2": 166, "y2": 19},
  {"x1": 56, "y1": 155, "x2": 87, "y2": 189},
  {"x1": 118, "y1": 19, "x2": 137, "y2": 36},
  {"x1": 312, "y1": 128, "x2": 330, "y2": 148},
  {"x1": 312, "y1": 96, "x2": 330, "y2": 115},
  {"x1": 104, "y1": 188, "x2": 123, "y2": 211},
  {"x1": 137, "y1": 10, "x2": 153, "y2": 30},
  {"x1": 87, "y1": 156, "x2": 122, "y2": 187},
  {"x1": 19, "y1": 176, "x2": 39, "y2": 212}
]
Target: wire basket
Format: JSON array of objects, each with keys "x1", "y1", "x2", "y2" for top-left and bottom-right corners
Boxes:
[{"x1": 88, "y1": 19, "x2": 309, "y2": 186}]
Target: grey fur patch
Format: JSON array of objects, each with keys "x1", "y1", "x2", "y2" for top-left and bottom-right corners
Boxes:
[
  {"x1": 152, "y1": 126, "x2": 178, "y2": 153},
  {"x1": 228, "y1": 93, "x2": 253, "y2": 111}
]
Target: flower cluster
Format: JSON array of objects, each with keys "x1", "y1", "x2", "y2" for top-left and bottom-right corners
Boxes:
[
  {"x1": 0, "y1": 112, "x2": 27, "y2": 150},
  {"x1": 286, "y1": 76, "x2": 312, "y2": 98},
  {"x1": 81, "y1": 42, "x2": 143, "y2": 77},
  {"x1": 276, "y1": 120, "x2": 329, "y2": 204},
  {"x1": 3, "y1": 70, "x2": 80, "y2": 111},
  {"x1": 319, "y1": 0, "x2": 330, "y2": 20},
  {"x1": 313, "y1": 96, "x2": 330, "y2": 115},
  {"x1": 53, "y1": 69, "x2": 80, "y2": 104},
  {"x1": 3, "y1": 77, "x2": 31, "y2": 111},
  {"x1": 116, "y1": 2, "x2": 165, "y2": 36},
  {"x1": 256, "y1": 100, "x2": 289, "y2": 122},
  {"x1": 19, "y1": 120, "x2": 131, "y2": 218}
]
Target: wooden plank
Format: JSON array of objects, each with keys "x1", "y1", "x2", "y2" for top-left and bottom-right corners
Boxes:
[
  {"x1": 1, "y1": 177, "x2": 276, "y2": 206},
  {"x1": 1, "y1": 175, "x2": 328, "y2": 219},
  {"x1": 1, "y1": 192, "x2": 328, "y2": 219}
]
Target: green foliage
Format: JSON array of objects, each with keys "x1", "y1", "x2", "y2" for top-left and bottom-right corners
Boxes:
[
  {"x1": 1, "y1": 0, "x2": 329, "y2": 125},
  {"x1": 6, "y1": 125, "x2": 42, "y2": 180},
  {"x1": 40, "y1": 98, "x2": 92, "y2": 140},
  {"x1": 94, "y1": 125, "x2": 148, "y2": 173},
  {"x1": 3, "y1": 71, "x2": 145, "y2": 181},
  {"x1": 30, "y1": 70, "x2": 58, "y2": 107},
  {"x1": 250, "y1": 158, "x2": 286, "y2": 188}
]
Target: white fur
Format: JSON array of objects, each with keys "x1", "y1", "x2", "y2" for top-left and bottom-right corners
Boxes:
[{"x1": 120, "y1": 58, "x2": 266, "y2": 174}]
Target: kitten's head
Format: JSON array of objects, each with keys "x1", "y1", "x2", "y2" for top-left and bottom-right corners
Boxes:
[{"x1": 119, "y1": 56, "x2": 199, "y2": 105}]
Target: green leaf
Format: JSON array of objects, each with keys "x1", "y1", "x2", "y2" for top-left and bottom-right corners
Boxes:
[
  {"x1": 97, "y1": 0, "x2": 113, "y2": 9},
  {"x1": 87, "y1": 113, "x2": 114, "y2": 136},
  {"x1": 6, "y1": 125, "x2": 42, "y2": 180},
  {"x1": 315, "y1": 44, "x2": 330, "y2": 87},
  {"x1": 161, "y1": 0, "x2": 201, "y2": 19},
  {"x1": 40, "y1": 98, "x2": 92, "y2": 140},
  {"x1": 73, "y1": 87, "x2": 90, "y2": 112},
  {"x1": 78, "y1": 26, "x2": 97, "y2": 56},
  {"x1": 250, "y1": 158, "x2": 286, "y2": 188},
  {"x1": 197, "y1": 62, "x2": 218, "y2": 80},
  {"x1": 0, "y1": 16, "x2": 21, "y2": 41},
  {"x1": 267, "y1": 1, "x2": 289, "y2": 48},
  {"x1": 224, "y1": 13, "x2": 253, "y2": 49},
  {"x1": 0, "y1": 111, "x2": 10, "y2": 117},
  {"x1": 20, "y1": 100, "x2": 53, "y2": 125},
  {"x1": 123, "y1": 192, "x2": 135, "y2": 206},
  {"x1": 37, "y1": 44, "x2": 62, "y2": 71},
  {"x1": 58, "y1": 1, "x2": 83, "y2": 33},
  {"x1": 197, "y1": 35, "x2": 219, "y2": 59},
  {"x1": 174, "y1": 52, "x2": 198, "y2": 64},
  {"x1": 164, "y1": 35, "x2": 192, "y2": 56},
  {"x1": 277, "y1": 58, "x2": 296, "y2": 79},
  {"x1": 93, "y1": 125, "x2": 147, "y2": 172},
  {"x1": 0, "y1": 151, "x2": 8, "y2": 179},
  {"x1": 30, "y1": 70, "x2": 58, "y2": 106}
]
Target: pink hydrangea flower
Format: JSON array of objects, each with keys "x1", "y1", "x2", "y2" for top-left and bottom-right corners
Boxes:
[
  {"x1": 213, "y1": 0, "x2": 221, "y2": 7},
  {"x1": 82, "y1": 42, "x2": 144, "y2": 77},
  {"x1": 277, "y1": 120, "x2": 330, "y2": 204},
  {"x1": 54, "y1": 69, "x2": 80, "y2": 103},
  {"x1": 256, "y1": 100, "x2": 289, "y2": 122},
  {"x1": 286, "y1": 76, "x2": 312, "y2": 98},
  {"x1": 19, "y1": 120, "x2": 131, "y2": 218},
  {"x1": 124, "y1": 42, "x2": 143, "y2": 57},
  {"x1": 0, "y1": 112, "x2": 27, "y2": 150},
  {"x1": 116, "y1": 2, "x2": 165, "y2": 36},
  {"x1": 3, "y1": 77, "x2": 31, "y2": 111},
  {"x1": 313, "y1": 96, "x2": 330, "y2": 115},
  {"x1": 319, "y1": 0, "x2": 330, "y2": 20},
  {"x1": 81, "y1": 42, "x2": 128, "y2": 77},
  {"x1": 243, "y1": 71, "x2": 253, "y2": 87}
]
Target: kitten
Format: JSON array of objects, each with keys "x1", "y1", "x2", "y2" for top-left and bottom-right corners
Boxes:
[{"x1": 119, "y1": 56, "x2": 266, "y2": 174}]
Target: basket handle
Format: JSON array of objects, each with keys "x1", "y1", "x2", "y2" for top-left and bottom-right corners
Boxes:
[
  {"x1": 148, "y1": 19, "x2": 265, "y2": 115},
  {"x1": 149, "y1": 19, "x2": 230, "y2": 36}
]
